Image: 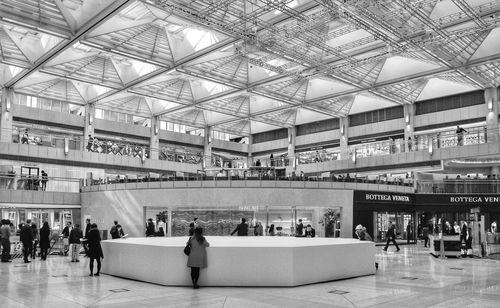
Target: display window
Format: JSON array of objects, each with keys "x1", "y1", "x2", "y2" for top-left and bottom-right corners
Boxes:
[
  {"x1": 374, "y1": 212, "x2": 415, "y2": 242},
  {"x1": 144, "y1": 206, "x2": 341, "y2": 238},
  {"x1": 1, "y1": 208, "x2": 80, "y2": 233}
]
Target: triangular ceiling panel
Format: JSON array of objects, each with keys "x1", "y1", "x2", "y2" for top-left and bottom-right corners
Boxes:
[
  {"x1": 14, "y1": 77, "x2": 86, "y2": 105},
  {"x1": 307, "y1": 95, "x2": 355, "y2": 117},
  {"x1": 162, "y1": 108, "x2": 206, "y2": 128},
  {"x1": 0, "y1": 26, "x2": 32, "y2": 67},
  {"x1": 376, "y1": 79, "x2": 428, "y2": 103},
  {"x1": 190, "y1": 79, "x2": 234, "y2": 101},
  {"x1": 203, "y1": 111, "x2": 237, "y2": 126},
  {"x1": 417, "y1": 78, "x2": 479, "y2": 101},
  {"x1": 349, "y1": 93, "x2": 398, "y2": 114},
  {"x1": 249, "y1": 120, "x2": 282, "y2": 134},
  {"x1": 257, "y1": 78, "x2": 308, "y2": 102},
  {"x1": 470, "y1": 28, "x2": 500, "y2": 61},
  {"x1": 254, "y1": 108, "x2": 297, "y2": 127},
  {"x1": 377, "y1": 56, "x2": 443, "y2": 83},
  {"x1": 0, "y1": 63, "x2": 23, "y2": 87},
  {"x1": 306, "y1": 77, "x2": 357, "y2": 100},
  {"x1": 249, "y1": 95, "x2": 289, "y2": 114},
  {"x1": 131, "y1": 76, "x2": 194, "y2": 104},
  {"x1": 215, "y1": 119, "x2": 250, "y2": 136},
  {"x1": 200, "y1": 95, "x2": 249, "y2": 118},
  {"x1": 97, "y1": 95, "x2": 151, "y2": 118},
  {"x1": 295, "y1": 108, "x2": 332, "y2": 125}
]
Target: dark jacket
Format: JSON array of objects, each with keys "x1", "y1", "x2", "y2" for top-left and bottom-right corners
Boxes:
[
  {"x1": 69, "y1": 228, "x2": 83, "y2": 244},
  {"x1": 296, "y1": 223, "x2": 304, "y2": 237},
  {"x1": 87, "y1": 229, "x2": 104, "y2": 259},
  {"x1": 39, "y1": 227, "x2": 51, "y2": 249},
  {"x1": 146, "y1": 222, "x2": 155, "y2": 237},
  {"x1": 231, "y1": 223, "x2": 248, "y2": 236},
  {"x1": 62, "y1": 225, "x2": 71, "y2": 237},
  {"x1": 304, "y1": 228, "x2": 316, "y2": 238},
  {"x1": 20, "y1": 224, "x2": 33, "y2": 244},
  {"x1": 85, "y1": 223, "x2": 91, "y2": 238},
  {"x1": 387, "y1": 224, "x2": 396, "y2": 238}
]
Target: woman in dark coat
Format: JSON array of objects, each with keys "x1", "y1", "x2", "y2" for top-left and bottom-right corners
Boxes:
[
  {"x1": 39, "y1": 221, "x2": 51, "y2": 260},
  {"x1": 187, "y1": 227, "x2": 209, "y2": 289},
  {"x1": 87, "y1": 223, "x2": 104, "y2": 276}
]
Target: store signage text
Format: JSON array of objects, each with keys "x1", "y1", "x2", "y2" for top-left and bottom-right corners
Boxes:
[
  {"x1": 365, "y1": 194, "x2": 410, "y2": 202},
  {"x1": 450, "y1": 196, "x2": 499, "y2": 203}
]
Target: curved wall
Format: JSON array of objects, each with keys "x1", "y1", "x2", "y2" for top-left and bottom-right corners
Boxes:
[{"x1": 81, "y1": 187, "x2": 354, "y2": 238}]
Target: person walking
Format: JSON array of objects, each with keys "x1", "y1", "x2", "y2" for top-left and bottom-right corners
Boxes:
[
  {"x1": 422, "y1": 224, "x2": 430, "y2": 248},
  {"x1": 20, "y1": 219, "x2": 33, "y2": 263},
  {"x1": 230, "y1": 218, "x2": 248, "y2": 236},
  {"x1": 383, "y1": 221, "x2": 400, "y2": 252},
  {"x1": 39, "y1": 221, "x2": 51, "y2": 261},
  {"x1": 1, "y1": 219, "x2": 11, "y2": 262},
  {"x1": 187, "y1": 227, "x2": 209, "y2": 289},
  {"x1": 62, "y1": 221, "x2": 72, "y2": 255},
  {"x1": 69, "y1": 224, "x2": 83, "y2": 262},
  {"x1": 87, "y1": 223, "x2": 104, "y2": 276}
]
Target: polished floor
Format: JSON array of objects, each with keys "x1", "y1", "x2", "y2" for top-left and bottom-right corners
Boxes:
[{"x1": 1, "y1": 245, "x2": 499, "y2": 308}]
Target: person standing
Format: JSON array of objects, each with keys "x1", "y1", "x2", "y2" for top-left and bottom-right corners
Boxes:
[
  {"x1": 87, "y1": 223, "x2": 104, "y2": 276},
  {"x1": 407, "y1": 136, "x2": 413, "y2": 152},
  {"x1": 254, "y1": 221, "x2": 263, "y2": 236},
  {"x1": 1, "y1": 219, "x2": 11, "y2": 262},
  {"x1": 187, "y1": 227, "x2": 210, "y2": 289},
  {"x1": 20, "y1": 219, "x2": 33, "y2": 263},
  {"x1": 62, "y1": 221, "x2": 72, "y2": 255},
  {"x1": 295, "y1": 219, "x2": 304, "y2": 237},
  {"x1": 41, "y1": 170, "x2": 48, "y2": 191},
  {"x1": 456, "y1": 126, "x2": 467, "y2": 146},
  {"x1": 146, "y1": 218, "x2": 156, "y2": 237},
  {"x1": 86, "y1": 134, "x2": 94, "y2": 152},
  {"x1": 39, "y1": 221, "x2": 51, "y2": 261},
  {"x1": 110, "y1": 221, "x2": 124, "y2": 239},
  {"x1": 31, "y1": 222, "x2": 39, "y2": 259},
  {"x1": 383, "y1": 221, "x2": 400, "y2": 252},
  {"x1": 422, "y1": 224, "x2": 430, "y2": 248},
  {"x1": 189, "y1": 218, "x2": 198, "y2": 236},
  {"x1": 268, "y1": 224, "x2": 275, "y2": 236},
  {"x1": 69, "y1": 224, "x2": 83, "y2": 262},
  {"x1": 157, "y1": 218, "x2": 166, "y2": 237},
  {"x1": 406, "y1": 221, "x2": 413, "y2": 244},
  {"x1": 230, "y1": 218, "x2": 248, "y2": 236},
  {"x1": 83, "y1": 218, "x2": 91, "y2": 257}
]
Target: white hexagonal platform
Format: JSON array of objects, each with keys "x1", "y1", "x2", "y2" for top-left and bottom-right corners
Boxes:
[{"x1": 101, "y1": 237, "x2": 375, "y2": 287}]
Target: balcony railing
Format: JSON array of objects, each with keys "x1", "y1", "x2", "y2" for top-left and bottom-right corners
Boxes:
[
  {"x1": 0, "y1": 174, "x2": 81, "y2": 193},
  {"x1": 418, "y1": 180, "x2": 500, "y2": 194}
]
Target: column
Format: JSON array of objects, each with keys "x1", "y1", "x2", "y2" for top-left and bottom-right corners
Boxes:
[
  {"x1": 287, "y1": 126, "x2": 296, "y2": 172},
  {"x1": 203, "y1": 126, "x2": 212, "y2": 169},
  {"x1": 150, "y1": 116, "x2": 160, "y2": 160},
  {"x1": 82, "y1": 103, "x2": 95, "y2": 150},
  {"x1": 246, "y1": 134, "x2": 253, "y2": 168},
  {"x1": 339, "y1": 117, "x2": 349, "y2": 160},
  {"x1": 404, "y1": 104, "x2": 415, "y2": 151},
  {"x1": 484, "y1": 87, "x2": 499, "y2": 143},
  {"x1": 0, "y1": 88, "x2": 13, "y2": 143}
]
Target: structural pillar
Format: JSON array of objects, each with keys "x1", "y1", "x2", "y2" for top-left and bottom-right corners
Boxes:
[
  {"x1": 287, "y1": 126, "x2": 296, "y2": 172},
  {"x1": 339, "y1": 117, "x2": 349, "y2": 160},
  {"x1": 82, "y1": 103, "x2": 95, "y2": 150},
  {"x1": 246, "y1": 134, "x2": 253, "y2": 168},
  {"x1": 403, "y1": 103, "x2": 415, "y2": 152},
  {"x1": 150, "y1": 116, "x2": 160, "y2": 160},
  {"x1": 0, "y1": 88, "x2": 14, "y2": 143},
  {"x1": 203, "y1": 126, "x2": 212, "y2": 169},
  {"x1": 484, "y1": 87, "x2": 499, "y2": 144}
]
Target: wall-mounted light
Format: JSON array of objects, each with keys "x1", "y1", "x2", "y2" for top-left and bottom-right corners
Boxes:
[
  {"x1": 405, "y1": 114, "x2": 410, "y2": 124},
  {"x1": 141, "y1": 147, "x2": 146, "y2": 163},
  {"x1": 89, "y1": 114, "x2": 93, "y2": 125},
  {"x1": 288, "y1": 133, "x2": 292, "y2": 143},
  {"x1": 428, "y1": 139, "x2": 433, "y2": 155},
  {"x1": 5, "y1": 99, "x2": 11, "y2": 112},
  {"x1": 340, "y1": 124, "x2": 344, "y2": 135},
  {"x1": 154, "y1": 124, "x2": 158, "y2": 136},
  {"x1": 352, "y1": 152, "x2": 356, "y2": 163},
  {"x1": 488, "y1": 98, "x2": 493, "y2": 111}
]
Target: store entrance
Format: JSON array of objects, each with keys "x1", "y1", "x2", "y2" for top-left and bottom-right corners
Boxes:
[{"x1": 374, "y1": 212, "x2": 415, "y2": 243}]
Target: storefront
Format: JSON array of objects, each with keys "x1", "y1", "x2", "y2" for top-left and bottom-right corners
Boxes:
[
  {"x1": 0, "y1": 204, "x2": 81, "y2": 234},
  {"x1": 353, "y1": 191, "x2": 416, "y2": 243},
  {"x1": 144, "y1": 205, "x2": 342, "y2": 238}
]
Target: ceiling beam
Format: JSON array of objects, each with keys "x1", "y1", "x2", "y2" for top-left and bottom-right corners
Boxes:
[{"x1": 4, "y1": 0, "x2": 136, "y2": 88}]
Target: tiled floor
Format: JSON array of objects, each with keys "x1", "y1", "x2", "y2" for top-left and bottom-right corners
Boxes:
[{"x1": 1, "y1": 245, "x2": 500, "y2": 307}]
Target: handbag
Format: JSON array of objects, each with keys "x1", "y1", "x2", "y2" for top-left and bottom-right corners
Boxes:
[{"x1": 183, "y1": 238, "x2": 191, "y2": 256}]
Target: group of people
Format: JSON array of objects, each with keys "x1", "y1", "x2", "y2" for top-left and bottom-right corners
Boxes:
[
  {"x1": 1, "y1": 218, "x2": 104, "y2": 277},
  {"x1": 146, "y1": 218, "x2": 167, "y2": 237}
]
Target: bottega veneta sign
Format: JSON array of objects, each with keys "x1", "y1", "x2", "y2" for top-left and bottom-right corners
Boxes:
[
  {"x1": 365, "y1": 194, "x2": 410, "y2": 202},
  {"x1": 449, "y1": 196, "x2": 499, "y2": 203}
]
